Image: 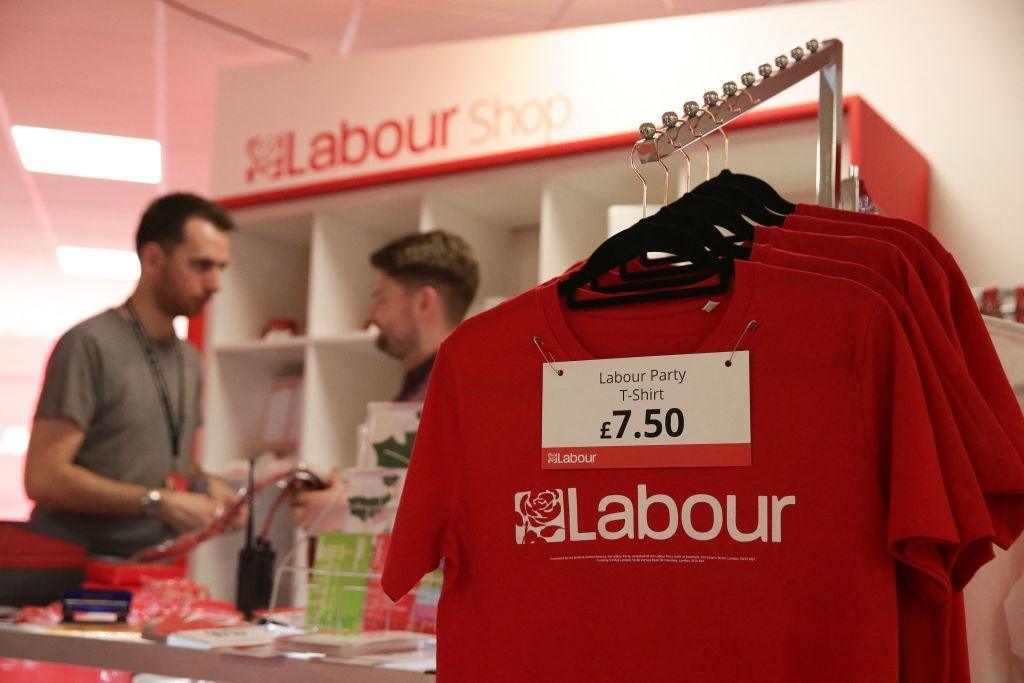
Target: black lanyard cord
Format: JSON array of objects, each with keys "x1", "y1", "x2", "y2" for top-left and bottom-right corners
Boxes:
[{"x1": 124, "y1": 300, "x2": 185, "y2": 459}]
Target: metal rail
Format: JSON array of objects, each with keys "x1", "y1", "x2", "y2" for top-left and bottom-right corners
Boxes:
[{"x1": 634, "y1": 38, "x2": 843, "y2": 207}]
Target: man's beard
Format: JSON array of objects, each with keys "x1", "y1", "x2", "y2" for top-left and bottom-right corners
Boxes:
[
  {"x1": 155, "y1": 281, "x2": 204, "y2": 318},
  {"x1": 375, "y1": 327, "x2": 419, "y2": 360}
]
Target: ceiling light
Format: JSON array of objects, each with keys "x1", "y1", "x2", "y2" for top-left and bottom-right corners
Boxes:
[
  {"x1": 0, "y1": 425, "x2": 29, "y2": 457},
  {"x1": 11, "y1": 125, "x2": 161, "y2": 184},
  {"x1": 56, "y1": 246, "x2": 140, "y2": 280}
]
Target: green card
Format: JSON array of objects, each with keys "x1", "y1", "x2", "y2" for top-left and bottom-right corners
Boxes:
[{"x1": 305, "y1": 532, "x2": 374, "y2": 631}]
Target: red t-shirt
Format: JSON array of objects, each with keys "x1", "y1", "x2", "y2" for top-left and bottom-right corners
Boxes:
[
  {"x1": 569, "y1": 224, "x2": 1024, "y2": 681},
  {"x1": 780, "y1": 206, "x2": 1024, "y2": 683},
  {"x1": 755, "y1": 227, "x2": 930, "y2": 327},
  {"x1": 583, "y1": 234, "x2": 1023, "y2": 547},
  {"x1": 751, "y1": 245, "x2": 995, "y2": 580},
  {"x1": 748, "y1": 246, "x2": 991, "y2": 683},
  {"x1": 781, "y1": 214, "x2": 959, "y2": 342},
  {"x1": 383, "y1": 261, "x2": 957, "y2": 681},
  {"x1": 754, "y1": 228, "x2": 1024, "y2": 549},
  {"x1": 793, "y1": 204, "x2": 1024, "y2": 461},
  {"x1": 582, "y1": 243, "x2": 998, "y2": 682}
]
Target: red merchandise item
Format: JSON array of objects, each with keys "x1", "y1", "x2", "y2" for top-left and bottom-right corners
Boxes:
[
  {"x1": 768, "y1": 208, "x2": 1024, "y2": 683},
  {"x1": 782, "y1": 213, "x2": 958, "y2": 340},
  {"x1": 752, "y1": 227, "x2": 1024, "y2": 681},
  {"x1": 751, "y1": 229, "x2": 1024, "y2": 550},
  {"x1": 363, "y1": 533, "x2": 416, "y2": 631},
  {"x1": 755, "y1": 227, "x2": 926, "y2": 330},
  {"x1": 745, "y1": 246, "x2": 994, "y2": 683},
  {"x1": 750, "y1": 246, "x2": 997, "y2": 584},
  {"x1": 582, "y1": 244, "x2": 1018, "y2": 682},
  {"x1": 980, "y1": 288, "x2": 1001, "y2": 318},
  {"x1": 792, "y1": 204, "x2": 1024, "y2": 462},
  {"x1": 384, "y1": 261, "x2": 958, "y2": 681},
  {"x1": 582, "y1": 239, "x2": 1024, "y2": 545},
  {"x1": 576, "y1": 233, "x2": 1024, "y2": 543},
  {"x1": 561, "y1": 218, "x2": 1023, "y2": 682}
]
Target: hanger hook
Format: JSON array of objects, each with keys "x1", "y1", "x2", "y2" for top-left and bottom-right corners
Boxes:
[
  {"x1": 702, "y1": 91, "x2": 729, "y2": 170},
  {"x1": 738, "y1": 72, "x2": 762, "y2": 107},
  {"x1": 721, "y1": 81, "x2": 743, "y2": 114},
  {"x1": 632, "y1": 122, "x2": 657, "y2": 219},
  {"x1": 648, "y1": 124, "x2": 670, "y2": 207},
  {"x1": 716, "y1": 125, "x2": 729, "y2": 169},
  {"x1": 662, "y1": 111, "x2": 691, "y2": 194},
  {"x1": 656, "y1": 139, "x2": 670, "y2": 206},
  {"x1": 683, "y1": 101, "x2": 712, "y2": 181},
  {"x1": 629, "y1": 145, "x2": 648, "y2": 219}
]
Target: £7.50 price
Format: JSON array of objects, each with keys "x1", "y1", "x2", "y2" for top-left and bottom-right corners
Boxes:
[{"x1": 599, "y1": 408, "x2": 685, "y2": 440}]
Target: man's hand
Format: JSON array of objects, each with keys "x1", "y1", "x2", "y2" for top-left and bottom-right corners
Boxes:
[
  {"x1": 205, "y1": 474, "x2": 247, "y2": 532},
  {"x1": 290, "y1": 469, "x2": 344, "y2": 531},
  {"x1": 158, "y1": 490, "x2": 221, "y2": 533}
]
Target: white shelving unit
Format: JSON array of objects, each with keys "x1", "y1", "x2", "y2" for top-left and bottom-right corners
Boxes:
[{"x1": 193, "y1": 117, "x2": 832, "y2": 600}]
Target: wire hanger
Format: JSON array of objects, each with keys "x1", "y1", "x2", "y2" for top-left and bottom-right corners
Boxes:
[
  {"x1": 707, "y1": 72, "x2": 797, "y2": 215},
  {"x1": 613, "y1": 110, "x2": 751, "y2": 284},
  {"x1": 629, "y1": 131, "x2": 651, "y2": 219},
  {"x1": 558, "y1": 130, "x2": 736, "y2": 308}
]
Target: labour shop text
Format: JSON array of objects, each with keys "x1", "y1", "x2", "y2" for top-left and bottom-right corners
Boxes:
[{"x1": 245, "y1": 94, "x2": 572, "y2": 184}]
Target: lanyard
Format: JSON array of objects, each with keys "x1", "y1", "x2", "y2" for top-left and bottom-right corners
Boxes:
[{"x1": 124, "y1": 301, "x2": 185, "y2": 459}]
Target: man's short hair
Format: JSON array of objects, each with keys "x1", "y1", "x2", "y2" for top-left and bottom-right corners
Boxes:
[
  {"x1": 371, "y1": 230, "x2": 480, "y2": 324},
  {"x1": 136, "y1": 193, "x2": 234, "y2": 255}
]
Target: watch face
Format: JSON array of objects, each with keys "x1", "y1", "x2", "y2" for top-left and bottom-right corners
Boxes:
[{"x1": 143, "y1": 490, "x2": 161, "y2": 514}]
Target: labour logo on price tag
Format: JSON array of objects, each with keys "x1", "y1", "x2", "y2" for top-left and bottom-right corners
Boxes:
[{"x1": 541, "y1": 352, "x2": 750, "y2": 470}]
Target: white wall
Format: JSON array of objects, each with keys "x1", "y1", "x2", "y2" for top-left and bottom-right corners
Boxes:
[
  {"x1": 809, "y1": 0, "x2": 1024, "y2": 287},
  {"x1": 699, "y1": 0, "x2": 1024, "y2": 285}
]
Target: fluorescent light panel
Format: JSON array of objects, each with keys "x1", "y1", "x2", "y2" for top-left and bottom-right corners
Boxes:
[
  {"x1": 0, "y1": 425, "x2": 29, "y2": 457},
  {"x1": 11, "y1": 125, "x2": 161, "y2": 184},
  {"x1": 56, "y1": 245, "x2": 140, "y2": 280}
]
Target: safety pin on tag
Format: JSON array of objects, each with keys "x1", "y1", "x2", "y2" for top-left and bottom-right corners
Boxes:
[
  {"x1": 726, "y1": 320, "x2": 758, "y2": 367},
  {"x1": 533, "y1": 336, "x2": 564, "y2": 377}
]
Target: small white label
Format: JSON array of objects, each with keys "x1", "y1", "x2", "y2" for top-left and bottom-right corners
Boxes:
[
  {"x1": 702, "y1": 300, "x2": 720, "y2": 313},
  {"x1": 541, "y1": 351, "x2": 750, "y2": 469}
]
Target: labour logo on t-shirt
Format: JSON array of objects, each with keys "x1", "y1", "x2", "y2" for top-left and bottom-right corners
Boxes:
[
  {"x1": 515, "y1": 490, "x2": 566, "y2": 544},
  {"x1": 514, "y1": 485, "x2": 797, "y2": 546}
]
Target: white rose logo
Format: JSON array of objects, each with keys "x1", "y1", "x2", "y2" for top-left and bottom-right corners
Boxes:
[{"x1": 515, "y1": 490, "x2": 566, "y2": 544}]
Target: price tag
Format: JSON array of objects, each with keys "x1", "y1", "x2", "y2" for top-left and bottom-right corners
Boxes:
[{"x1": 541, "y1": 351, "x2": 750, "y2": 470}]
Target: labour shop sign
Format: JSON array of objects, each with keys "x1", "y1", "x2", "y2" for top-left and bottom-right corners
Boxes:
[
  {"x1": 212, "y1": 9, "x2": 829, "y2": 202},
  {"x1": 241, "y1": 94, "x2": 572, "y2": 186}
]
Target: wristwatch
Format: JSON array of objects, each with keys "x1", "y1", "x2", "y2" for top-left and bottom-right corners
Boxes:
[{"x1": 140, "y1": 488, "x2": 163, "y2": 516}]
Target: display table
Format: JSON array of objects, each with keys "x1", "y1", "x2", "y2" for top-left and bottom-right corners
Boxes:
[{"x1": 0, "y1": 625, "x2": 430, "y2": 682}]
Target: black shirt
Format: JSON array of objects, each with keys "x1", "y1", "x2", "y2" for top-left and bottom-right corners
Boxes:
[{"x1": 395, "y1": 353, "x2": 436, "y2": 402}]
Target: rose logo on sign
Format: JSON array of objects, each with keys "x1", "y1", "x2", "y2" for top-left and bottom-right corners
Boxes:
[
  {"x1": 246, "y1": 133, "x2": 292, "y2": 182},
  {"x1": 515, "y1": 490, "x2": 566, "y2": 544}
]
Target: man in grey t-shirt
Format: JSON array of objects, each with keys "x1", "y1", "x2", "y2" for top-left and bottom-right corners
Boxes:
[{"x1": 24, "y1": 193, "x2": 241, "y2": 557}]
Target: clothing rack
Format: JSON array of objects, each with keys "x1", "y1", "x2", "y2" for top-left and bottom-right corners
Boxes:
[{"x1": 634, "y1": 38, "x2": 843, "y2": 208}]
